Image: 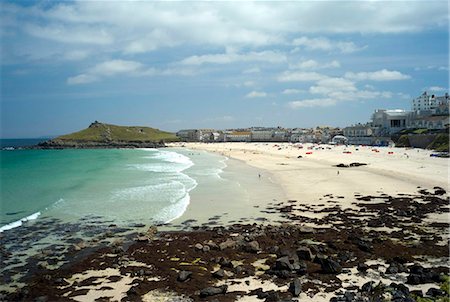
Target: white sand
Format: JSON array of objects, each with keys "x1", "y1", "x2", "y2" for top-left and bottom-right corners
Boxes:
[{"x1": 172, "y1": 143, "x2": 448, "y2": 211}]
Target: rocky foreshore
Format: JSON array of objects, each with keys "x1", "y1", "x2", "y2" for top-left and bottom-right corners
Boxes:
[
  {"x1": 1, "y1": 188, "x2": 449, "y2": 302},
  {"x1": 24, "y1": 139, "x2": 167, "y2": 150}
]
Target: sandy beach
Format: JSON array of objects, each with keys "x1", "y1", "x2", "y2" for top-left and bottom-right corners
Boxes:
[
  {"x1": 174, "y1": 142, "x2": 448, "y2": 215},
  {"x1": 2, "y1": 143, "x2": 449, "y2": 302}
]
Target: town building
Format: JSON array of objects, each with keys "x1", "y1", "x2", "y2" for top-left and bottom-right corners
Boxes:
[
  {"x1": 224, "y1": 131, "x2": 251, "y2": 142},
  {"x1": 371, "y1": 109, "x2": 412, "y2": 135},
  {"x1": 412, "y1": 91, "x2": 449, "y2": 113}
]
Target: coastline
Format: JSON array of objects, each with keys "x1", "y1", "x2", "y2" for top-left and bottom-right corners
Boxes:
[
  {"x1": 167, "y1": 148, "x2": 288, "y2": 229},
  {"x1": 1, "y1": 143, "x2": 449, "y2": 301},
  {"x1": 174, "y1": 142, "x2": 448, "y2": 208}
]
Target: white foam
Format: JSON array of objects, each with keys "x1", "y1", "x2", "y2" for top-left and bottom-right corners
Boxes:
[{"x1": 0, "y1": 211, "x2": 41, "y2": 233}]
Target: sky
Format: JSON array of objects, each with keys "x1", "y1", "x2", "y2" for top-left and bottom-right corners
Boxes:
[{"x1": 1, "y1": 1, "x2": 449, "y2": 138}]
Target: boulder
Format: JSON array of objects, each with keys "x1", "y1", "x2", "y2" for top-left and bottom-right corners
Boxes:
[
  {"x1": 194, "y1": 243, "x2": 203, "y2": 250},
  {"x1": 320, "y1": 258, "x2": 342, "y2": 274},
  {"x1": 244, "y1": 241, "x2": 261, "y2": 253},
  {"x1": 199, "y1": 285, "x2": 227, "y2": 297},
  {"x1": 289, "y1": 278, "x2": 301, "y2": 297},
  {"x1": 275, "y1": 256, "x2": 294, "y2": 271},
  {"x1": 177, "y1": 270, "x2": 192, "y2": 282},
  {"x1": 357, "y1": 263, "x2": 369, "y2": 272},
  {"x1": 136, "y1": 236, "x2": 149, "y2": 243},
  {"x1": 426, "y1": 288, "x2": 446, "y2": 297},
  {"x1": 212, "y1": 269, "x2": 225, "y2": 279},
  {"x1": 219, "y1": 239, "x2": 236, "y2": 250},
  {"x1": 296, "y1": 246, "x2": 313, "y2": 261}
]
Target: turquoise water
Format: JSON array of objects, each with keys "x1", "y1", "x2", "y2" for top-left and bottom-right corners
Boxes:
[
  {"x1": 0, "y1": 148, "x2": 200, "y2": 230},
  {"x1": 0, "y1": 147, "x2": 285, "y2": 232}
]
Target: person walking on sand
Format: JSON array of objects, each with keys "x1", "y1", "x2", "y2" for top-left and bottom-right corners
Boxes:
[
  {"x1": 258, "y1": 173, "x2": 261, "y2": 179},
  {"x1": 337, "y1": 170, "x2": 339, "y2": 175}
]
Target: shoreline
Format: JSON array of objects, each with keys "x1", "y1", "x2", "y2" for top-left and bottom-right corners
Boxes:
[
  {"x1": 1, "y1": 143, "x2": 449, "y2": 301},
  {"x1": 167, "y1": 148, "x2": 288, "y2": 229},
  {"x1": 174, "y1": 142, "x2": 448, "y2": 206}
]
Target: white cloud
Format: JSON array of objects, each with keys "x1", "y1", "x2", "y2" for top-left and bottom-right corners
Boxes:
[
  {"x1": 292, "y1": 37, "x2": 365, "y2": 53},
  {"x1": 67, "y1": 74, "x2": 97, "y2": 85},
  {"x1": 428, "y1": 86, "x2": 447, "y2": 92},
  {"x1": 89, "y1": 60, "x2": 146, "y2": 76},
  {"x1": 246, "y1": 91, "x2": 267, "y2": 98},
  {"x1": 287, "y1": 73, "x2": 394, "y2": 109},
  {"x1": 310, "y1": 77, "x2": 356, "y2": 95},
  {"x1": 277, "y1": 71, "x2": 326, "y2": 82},
  {"x1": 180, "y1": 50, "x2": 286, "y2": 65},
  {"x1": 5, "y1": 1, "x2": 445, "y2": 66},
  {"x1": 289, "y1": 98, "x2": 336, "y2": 108},
  {"x1": 243, "y1": 67, "x2": 261, "y2": 74},
  {"x1": 282, "y1": 89, "x2": 303, "y2": 95},
  {"x1": 345, "y1": 69, "x2": 411, "y2": 81},
  {"x1": 67, "y1": 59, "x2": 195, "y2": 84},
  {"x1": 290, "y1": 59, "x2": 341, "y2": 70},
  {"x1": 23, "y1": 23, "x2": 114, "y2": 45}
]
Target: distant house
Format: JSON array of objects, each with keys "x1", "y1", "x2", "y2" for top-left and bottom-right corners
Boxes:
[
  {"x1": 343, "y1": 124, "x2": 374, "y2": 145},
  {"x1": 331, "y1": 135, "x2": 348, "y2": 145},
  {"x1": 224, "y1": 131, "x2": 251, "y2": 142}
]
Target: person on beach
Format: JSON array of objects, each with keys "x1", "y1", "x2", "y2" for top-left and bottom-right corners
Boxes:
[
  {"x1": 258, "y1": 173, "x2": 261, "y2": 179},
  {"x1": 337, "y1": 170, "x2": 340, "y2": 175}
]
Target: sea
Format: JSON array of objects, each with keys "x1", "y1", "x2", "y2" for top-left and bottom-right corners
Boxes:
[
  {"x1": 0, "y1": 139, "x2": 284, "y2": 233},
  {"x1": 0, "y1": 139, "x2": 285, "y2": 290}
]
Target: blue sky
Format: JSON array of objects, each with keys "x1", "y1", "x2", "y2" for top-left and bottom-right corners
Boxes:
[{"x1": 1, "y1": 1, "x2": 448, "y2": 138}]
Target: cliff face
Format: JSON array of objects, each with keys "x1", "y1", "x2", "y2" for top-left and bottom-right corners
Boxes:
[{"x1": 34, "y1": 121, "x2": 178, "y2": 149}]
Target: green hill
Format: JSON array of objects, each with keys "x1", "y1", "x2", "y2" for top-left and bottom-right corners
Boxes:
[
  {"x1": 36, "y1": 121, "x2": 178, "y2": 149},
  {"x1": 56, "y1": 121, "x2": 178, "y2": 142}
]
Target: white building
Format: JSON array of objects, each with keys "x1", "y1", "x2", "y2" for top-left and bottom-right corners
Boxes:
[
  {"x1": 412, "y1": 92, "x2": 449, "y2": 112},
  {"x1": 371, "y1": 109, "x2": 411, "y2": 135}
]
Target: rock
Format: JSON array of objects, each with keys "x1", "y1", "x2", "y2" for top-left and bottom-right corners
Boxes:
[
  {"x1": 289, "y1": 278, "x2": 301, "y2": 297},
  {"x1": 320, "y1": 258, "x2": 342, "y2": 274},
  {"x1": 426, "y1": 288, "x2": 446, "y2": 297},
  {"x1": 265, "y1": 291, "x2": 280, "y2": 302},
  {"x1": 146, "y1": 225, "x2": 157, "y2": 238},
  {"x1": 406, "y1": 265, "x2": 441, "y2": 284},
  {"x1": 275, "y1": 256, "x2": 294, "y2": 271},
  {"x1": 219, "y1": 239, "x2": 236, "y2": 250},
  {"x1": 255, "y1": 289, "x2": 268, "y2": 299},
  {"x1": 136, "y1": 236, "x2": 149, "y2": 242},
  {"x1": 337, "y1": 251, "x2": 354, "y2": 263},
  {"x1": 244, "y1": 241, "x2": 261, "y2": 253},
  {"x1": 219, "y1": 257, "x2": 233, "y2": 268},
  {"x1": 297, "y1": 226, "x2": 315, "y2": 234},
  {"x1": 357, "y1": 263, "x2": 369, "y2": 272},
  {"x1": 356, "y1": 239, "x2": 373, "y2": 253},
  {"x1": 199, "y1": 285, "x2": 227, "y2": 297},
  {"x1": 234, "y1": 265, "x2": 244, "y2": 275},
  {"x1": 313, "y1": 254, "x2": 327, "y2": 265},
  {"x1": 386, "y1": 262, "x2": 407, "y2": 274},
  {"x1": 177, "y1": 270, "x2": 192, "y2": 282},
  {"x1": 296, "y1": 246, "x2": 313, "y2": 261},
  {"x1": 433, "y1": 186, "x2": 446, "y2": 195},
  {"x1": 212, "y1": 269, "x2": 225, "y2": 279},
  {"x1": 361, "y1": 281, "x2": 375, "y2": 292},
  {"x1": 202, "y1": 245, "x2": 210, "y2": 252},
  {"x1": 73, "y1": 241, "x2": 86, "y2": 251},
  {"x1": 194, "y1": 243, "x2": 203, "y2": 250},
  {"x1": 268, "y1": 245, "x2": 280, "y2": 254}
]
